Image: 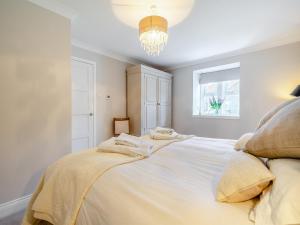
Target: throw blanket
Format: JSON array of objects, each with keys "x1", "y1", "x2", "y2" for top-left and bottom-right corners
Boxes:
[{"x1": 22, "y1": 138, "x2": 185, "y2": 225}]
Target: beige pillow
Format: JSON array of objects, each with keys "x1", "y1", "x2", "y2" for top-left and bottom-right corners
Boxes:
[
  {"x1": 234, "y1": 133, "x2": 254, "y2": 151},
  {"x1": 246, "y1": 98, "x2": 300, "y2": 158},
  {"x1": 253, "y1": 159, "x2": 300, "y2": 225},
  {"x1": 215, "y1": 152, "x2": 274, "y2": 203},
  {"x1": 257, "y1": 98, "x2": 298, "y2": 129}
]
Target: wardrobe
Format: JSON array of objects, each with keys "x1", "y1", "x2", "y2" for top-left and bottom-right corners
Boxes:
[{"x1": 127, "y1": 65, "x2": 172, "y2": 136}]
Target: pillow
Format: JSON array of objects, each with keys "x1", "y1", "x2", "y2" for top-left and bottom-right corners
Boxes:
[
  {"x1": 257, "y1": 98, "x2": 298, "y2": 129},
  {"x1": 246, "y1": 98, "x2": 300, "y2": 158},
  {"x1": 234, "y1": 133, "x2": 254, "y2": 150},
  {"x1": 253, "y1": 159, "x2": 300, "y2": 225},
  {"x1": 215, "y1": 151, "x2": 275, "y2": 203}
]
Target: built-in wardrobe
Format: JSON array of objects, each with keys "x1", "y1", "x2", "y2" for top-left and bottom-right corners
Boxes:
[{"x1": 127, "y1": 65, "x2": 172, "y2": 136}]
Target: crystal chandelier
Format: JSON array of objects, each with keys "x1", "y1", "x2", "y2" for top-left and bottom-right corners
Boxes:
[{"x1": 139, "y1": 15, "x2": 168, "y2": 56}]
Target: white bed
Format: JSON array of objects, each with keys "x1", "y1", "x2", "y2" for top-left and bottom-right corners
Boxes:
[{"x1": 75, "y1": 137, "x2": 254, "y2": 225}]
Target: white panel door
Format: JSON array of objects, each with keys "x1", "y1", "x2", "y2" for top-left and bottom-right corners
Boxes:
[
  {"x1": 158, "y1": 78, "x2": 171, "y2": 127},
  {"x1": 144, "y1": 74, "x2": 158, "y2": 134},
  {"x1": 72, "y1": 58, "x2": 95, "y2": 153}
]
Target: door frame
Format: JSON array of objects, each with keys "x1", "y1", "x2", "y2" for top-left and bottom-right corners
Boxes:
[{"x1": 71, "y1": 56, "x2": 97, "y2": 148}]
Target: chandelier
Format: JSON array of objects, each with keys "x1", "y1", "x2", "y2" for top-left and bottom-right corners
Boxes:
[{"x1": 139, "y1": 15, "x2": 168, "y2": 56}]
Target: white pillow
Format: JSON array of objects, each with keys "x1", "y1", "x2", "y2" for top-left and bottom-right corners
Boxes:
[
  {"x1": 215, "y1": 151, "x2": 274, "y2": 203},
  {"x1": 234, "y1": 133, "x2": 253, "y2": 150},
  {"x1": 253, "y1": 159, "x2": 300, "y2": 225}
]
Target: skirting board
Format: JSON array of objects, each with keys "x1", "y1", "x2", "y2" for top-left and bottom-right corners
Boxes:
[{"x1": 0, "y1": 194, "x2": 32, "y2": 219}]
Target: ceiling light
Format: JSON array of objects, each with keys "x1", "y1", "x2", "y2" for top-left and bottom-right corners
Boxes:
[{"x1": 139, "y1": 15, "x2": 168, "y2": 56}]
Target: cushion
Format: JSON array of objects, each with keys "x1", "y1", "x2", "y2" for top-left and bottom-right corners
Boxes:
[
  {"x1": 215, "y1": 151, "x2": 275, "y2": 203},
  {"x1": 246, "y1": 98, "x2": 300, "y2": 158},
  {"x1": 257, "y1": 98, "x2": 298, "y2": 129},
  {"x1": 234, "y1": 133, "x2": 253, "y2": 150},
  {"x1": 253, "y1": 159, "x2": 300, "y2": 225}
]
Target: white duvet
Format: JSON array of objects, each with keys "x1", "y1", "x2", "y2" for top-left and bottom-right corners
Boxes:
[{"x1": 76, "y1": 137, "x2": 254, "y2": 225}]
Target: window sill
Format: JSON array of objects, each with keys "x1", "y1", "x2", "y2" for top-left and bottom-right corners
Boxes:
[{"x1": 192, "y1": 115, "x2": 240, "y2": 120}]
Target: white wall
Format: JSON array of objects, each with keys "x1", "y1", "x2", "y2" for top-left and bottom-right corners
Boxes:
[
  {"x1": 172, "y1": 42, "x2": 300, "y2": 139},
  {"x1": 0, "y1": 0, "x2": 71, "y2": 204},
  {"x1": 72, "y1": 46, "x2": 131, "y2": 144}
]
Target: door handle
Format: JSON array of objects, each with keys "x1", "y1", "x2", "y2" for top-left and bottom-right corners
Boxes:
[
  {"x1": 157, "y1": 103, "x2": 160, "y2": 106},
  {"x1": 89, "y1": 113, "x2": 93, "y2": 116}
]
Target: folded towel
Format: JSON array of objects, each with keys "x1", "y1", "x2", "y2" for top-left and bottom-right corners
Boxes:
[
  {"x1": 150, "y1": 130, "x2": 194, "y2": 141},
  {"x1": 115, "y1": 133, "x2": 144, "y2": 147},
  {"x1": 98, "y1": 137, "x2": 153, "y2": 157},
  {"x1": 150, "y1": 130, "x2": 179, "y2": 140},
  {"x1": 154, "y1": 127, "x2": 174, "y2": 135}
]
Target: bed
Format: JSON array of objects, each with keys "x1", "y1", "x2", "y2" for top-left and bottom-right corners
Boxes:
[
  {"x1": 23, "y1": 98, "x2": 300, "y2": 225},
  {"x1": 23, "y1": 136, "x2": 255, "y2": 225}
]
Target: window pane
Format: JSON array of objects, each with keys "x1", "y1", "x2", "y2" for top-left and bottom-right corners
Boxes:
[
  {"x1": 224, "y1": 80, "x2": 239, "y2": 95},
  {"x1": 200, "y1": 82, "x2": 219, "y2": 115},
  {"x1": 199, "y1": 80, "x2": 239, "y2": 117}
]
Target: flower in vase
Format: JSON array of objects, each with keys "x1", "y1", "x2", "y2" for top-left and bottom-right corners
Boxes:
[{"x1": 209, "y1": 96, "x2": 224, "y2": 114}]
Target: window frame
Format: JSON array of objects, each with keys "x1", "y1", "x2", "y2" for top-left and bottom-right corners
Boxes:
[{"x1": 193, "y1": 63, "x2": 241, "y2": 119}]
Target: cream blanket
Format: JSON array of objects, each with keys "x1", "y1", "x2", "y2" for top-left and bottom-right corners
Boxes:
[
  {"x1": 22, "y1": 138, "x2": 184, "y2": 225},
  {"x1": 76, "y1": 137, "x2": 255, "y2": 225}
]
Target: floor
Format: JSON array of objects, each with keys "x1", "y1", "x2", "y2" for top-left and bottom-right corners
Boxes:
[{"x1": 0, "y1": 210, "x2": 24, "y2": 225}]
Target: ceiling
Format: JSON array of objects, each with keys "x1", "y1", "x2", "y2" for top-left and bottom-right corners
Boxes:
[{"x1": 31, "y1": 0, "x2": 300, "y2": 69}]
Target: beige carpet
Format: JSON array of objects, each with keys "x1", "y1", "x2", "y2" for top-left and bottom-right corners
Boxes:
[{"x1": 0, "y1": 210, "x2": 24, "y2": 225}]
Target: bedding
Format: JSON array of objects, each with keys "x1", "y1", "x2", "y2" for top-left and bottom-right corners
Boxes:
[
  {"x1": 253, "y1": 159, "x2": 300, "y2": 225},
  {"x1": 246, "y1": 98, "x2": 300, "y2": 158},
  {"x1": 76, "y1": 137, "x2": 254, "y2": 225},
  {"x1": 22, "y1": 149, "x2": 143, "y2": 225},
  {"x1": 23, "y1": 139, "x2": 176, "y2": 225},
  {"x1": 215, "y1": 151, "x2": 274, "y2": 203},
  {"x1": 23, "y1": 136, "x2": 255, "y2": 225},
  {"x1": 234, "y1": 133, "x2": 254, "y2": 150},
  {"x1": 257, "y1": 98, "x2": 298, "y2": 129}
]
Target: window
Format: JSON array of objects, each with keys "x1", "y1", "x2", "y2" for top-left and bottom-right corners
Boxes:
[{"x1": 193, "y1": 63, "x2": 240, "y2": 118}]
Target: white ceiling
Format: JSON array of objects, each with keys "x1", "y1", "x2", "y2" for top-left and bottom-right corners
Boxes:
[{"x1": 31, "y1": 0, "x2": 300, "y2": 69}]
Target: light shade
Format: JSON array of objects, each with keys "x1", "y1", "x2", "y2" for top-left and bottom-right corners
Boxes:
[
  {"x1": 291, "y1": 85, "x2": 300, "y2": 97},
  {"x1": 139, "y1": 15, "x2": 168, "y2": 56}
]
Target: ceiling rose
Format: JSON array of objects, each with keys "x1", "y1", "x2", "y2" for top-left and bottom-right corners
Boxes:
[
  {"x1": 111, "y1": 0, "x2": 194, "y2": 56},
  {"x1": 111, "y1": 0, "x2": 194, "y2": 28}
]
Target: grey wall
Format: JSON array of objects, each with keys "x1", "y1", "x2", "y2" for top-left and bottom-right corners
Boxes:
[
  {"x1": 0, "y1": 1, "x2": 71, "y2": 204},
  {"x1": 72, "y1": 46, "x2": 131, "y2": 144},
  {"x1": 172, "y1": 42, "x2": 300, "y2": 139}
]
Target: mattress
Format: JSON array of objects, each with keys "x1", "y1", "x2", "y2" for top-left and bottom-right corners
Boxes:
[{"x1": 76, "y1": 137, "x2": 254, "y2": 225}]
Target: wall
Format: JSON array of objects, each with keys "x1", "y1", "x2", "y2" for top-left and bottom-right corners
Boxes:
[
  {"x1": 72, "y1": 46, "x2": 131, "y2": 144},
  {"x1": 0, "y1": 0, "x2": 71, "y2": 204},
  {"x1": 172, "y1": 42, "x2": 300, "y2": 139}
]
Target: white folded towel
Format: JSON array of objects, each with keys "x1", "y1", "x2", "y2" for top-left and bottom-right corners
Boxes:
[
  {"x1": 150, "y1": 130, "x2": 179, "y2": 140},
  {"x1": 115, "y1": 133, "x2": 144, "y2": 147},
  {"x1": 150, "y1": 130, "x2": 194, "y2": 140},
  {"x1": 98, "y1": 135, "x2": 153, "y2": 157},
  {"x1": 154, "y1": 127, "x2": 174, "y2": 135}
]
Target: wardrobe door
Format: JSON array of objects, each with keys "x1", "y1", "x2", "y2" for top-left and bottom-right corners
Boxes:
[
  {"x1": 144, "y1": 73, "x2": 158, "y2": 134},
  {"x1": 158, "y1": 78, "x2": 171, "y2": 128}
]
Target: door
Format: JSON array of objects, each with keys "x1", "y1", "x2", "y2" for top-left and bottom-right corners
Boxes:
[
  {"x1": 71, "y1": 58, "x2": 95, "y2": 153},
  {"x1": 144, "y1": 74, "x2": 158, "y2": 134},
  {"x1": 158, "y1": 78, "x2": 171, "y2": 127}
]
